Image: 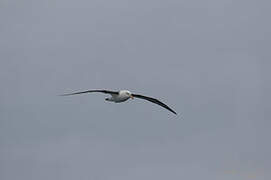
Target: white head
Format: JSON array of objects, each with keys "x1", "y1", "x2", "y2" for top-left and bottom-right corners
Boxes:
[{"x1": 119, "y1": 90, "x2": 134, "y2": 99}]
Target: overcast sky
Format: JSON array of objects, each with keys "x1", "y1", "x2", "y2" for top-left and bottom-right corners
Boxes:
[{"x1": 0, "y1": 0, "x2": 270, "y2": 179}]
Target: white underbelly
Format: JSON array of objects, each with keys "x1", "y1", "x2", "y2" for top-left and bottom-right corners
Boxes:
[{"x1": 113, "y1": 95, "x2": 129, "y2": 103}]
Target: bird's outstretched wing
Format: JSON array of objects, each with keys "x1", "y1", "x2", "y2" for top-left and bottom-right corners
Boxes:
[
  {"x1": 60, "y1": 89, "x2": 118, "y2": 96},
  {"x1": 132, "y1": 93, "x2": 177, "y2": 115}
]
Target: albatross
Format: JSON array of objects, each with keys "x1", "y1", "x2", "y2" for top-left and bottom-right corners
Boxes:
[{"x1": 61, "y1": 89, "x2": 177, "y2": 115}]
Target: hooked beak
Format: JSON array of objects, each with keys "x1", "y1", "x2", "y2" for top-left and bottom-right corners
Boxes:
[{"x1": 130, "y1": 95, "x2": 134, "y2": 99}]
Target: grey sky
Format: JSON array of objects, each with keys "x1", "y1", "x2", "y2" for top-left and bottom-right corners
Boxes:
[{"x1": 0, "y1": 0, "x2": 270, "y2": 179}]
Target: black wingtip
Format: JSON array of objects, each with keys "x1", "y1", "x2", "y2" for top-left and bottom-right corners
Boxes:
[
  {"x1": 59, "y1": 94, "x2": 71, "y2": 96},
  {"x1": 166, "y1": 107, "x2": 177, "y2": 115}
]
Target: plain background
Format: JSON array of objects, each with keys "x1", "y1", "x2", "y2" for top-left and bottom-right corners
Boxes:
[{"x1": 0, "y1": 0, "x2": 270, "y2": 179}]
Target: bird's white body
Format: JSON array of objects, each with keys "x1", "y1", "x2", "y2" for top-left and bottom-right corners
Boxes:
[{"x1": 106, "y1": 90, "x2": 132, "y2": 103}]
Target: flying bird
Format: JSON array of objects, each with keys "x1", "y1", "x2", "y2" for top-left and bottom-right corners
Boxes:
[{"x1": 61, "y1": 89, "x2": 177, "y2": 114}]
